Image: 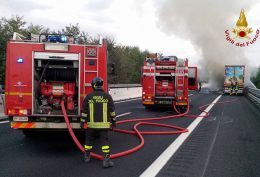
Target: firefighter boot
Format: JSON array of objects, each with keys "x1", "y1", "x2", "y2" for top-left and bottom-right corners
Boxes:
[
  {"x1": 103, "y1": 154, "x2": 114, "y2": 168},
  {"x1": 83, "y1": 151, "x2": 91, "y2": 163}
]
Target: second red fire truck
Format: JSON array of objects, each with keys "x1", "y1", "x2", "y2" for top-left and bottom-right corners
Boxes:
[{"x1": 141, "y1": 53, "x2": 197, "y2": 112}]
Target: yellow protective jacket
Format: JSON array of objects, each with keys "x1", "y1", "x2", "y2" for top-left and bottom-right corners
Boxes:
[{"x1": 81, "y1": 89, "x2": 116, "y2": 129}]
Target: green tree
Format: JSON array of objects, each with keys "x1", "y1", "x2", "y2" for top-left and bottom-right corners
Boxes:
[
  {"x1": 106, "y1": 38, "x2": 118, "y2": 83},
  {"x1": 126, "y1": 46, "x2": 147, "y2": 83},
  {"x1": 59, "y1": 24, "x2": 101, "y2": 45},
  {"x1": 27, "y1": 23, "x2": 50, "y2": 34},
  {"x1": 60, "y1": 24, "x2": 80, "y2": 38},
  {"x1": 106, "y1": 42, "x2": 147, "y2": 84}
]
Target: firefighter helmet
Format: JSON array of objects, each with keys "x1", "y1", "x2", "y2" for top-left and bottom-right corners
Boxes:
[{"x1": 91, "y1": 77, "x2": 103, "y2": 90}]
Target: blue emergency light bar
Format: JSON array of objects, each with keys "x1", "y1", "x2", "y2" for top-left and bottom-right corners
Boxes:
[{"x1": 47, "y1": 35, "x2": 68, "y2": 43}]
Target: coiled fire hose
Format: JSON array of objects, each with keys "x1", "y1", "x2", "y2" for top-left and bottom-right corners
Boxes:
[{"x1": 61, "y1": 98, "x2": 237, "y2": 160}]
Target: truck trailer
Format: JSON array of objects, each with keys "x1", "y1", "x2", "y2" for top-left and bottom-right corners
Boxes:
[
  {"x1": 5, "y1": 34, "x2": 107, "y2": 135},
  {"x1": 224, "y1": 65, "x2": 245, "y2": 95},
  {"x1": 141, "y1": 53, "x2": 190, "y2": 112}
]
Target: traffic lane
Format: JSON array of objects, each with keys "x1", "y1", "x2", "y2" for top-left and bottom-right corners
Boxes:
[
  {"x1": 145, "y1": 95, "x2": 223, "y2": 177},
  {"x1": 204, "y1": 95, "x2": 260, "y2": 177},
  {"x1": 0, "y1": 98, "x2": 141, "y2": 152},
  {"x1": 0, "y1": 92, "x2": 219, "y2": 177},
  {"x1": 0, "y1": 92, "x2": 220, "y2": 177},
  {"x1": 114, "y1": 90, "x2": 213, "y2": 120},
  {"x1": 158, "y1": 96, "x2": 259, "y2": 177},
  {"x1": 92, "y1": 92, "x2": 220, "y2": 177},
  {"x1": 156, "y1": 95, "x2": 225, "y2": 177},
  {"x1": 70, "y1": 92, "x2": 221, "y2": 177},
  {"x1": 0, "y1": 134, "x2": 81, "y2": 177},
  {"x1": 0, "y1": 121, "x2": 26, "y2": 152},
  {"x1": 111, "y1": 91, "x2": 216, "y2": 143}
]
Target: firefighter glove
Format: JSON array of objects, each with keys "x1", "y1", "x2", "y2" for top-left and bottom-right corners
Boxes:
[
  {"x1": 111, "y1": 118, "x2": 116, "y2": 129},
  {"x1": 80, "y1": 122, "x2": 84, "y2": 129}
]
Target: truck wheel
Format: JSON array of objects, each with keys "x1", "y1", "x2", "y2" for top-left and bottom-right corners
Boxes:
[
  {"x1": 144, "y1": 105, "x2": 151, "y2": 109},
  {"x1": 175, "y1": 105, "x2": 188, "y2": 114},
  {"x1": 22, "y1": 130, "x2": 37, "y2": 137}
]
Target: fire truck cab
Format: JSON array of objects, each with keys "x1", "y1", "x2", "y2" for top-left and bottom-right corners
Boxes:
[
  {"x1": 188, "y1": 66, "x2": 198, "y2": 91},
  {"x1": 141, "y1": 53, "x2": 189, "y2": 112},
  {"x1": 5, "y1": 33, "x2": 107, "y2": 133}
]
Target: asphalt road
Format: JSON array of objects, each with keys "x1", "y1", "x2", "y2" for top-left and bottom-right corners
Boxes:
[{"x1": 0, "y1": 90, "x2": 260, "y2": 177}]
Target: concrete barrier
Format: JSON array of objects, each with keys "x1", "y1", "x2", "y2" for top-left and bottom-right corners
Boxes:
[{"x1": 109, "y1": 87, "x2": 142, "y2": 101}]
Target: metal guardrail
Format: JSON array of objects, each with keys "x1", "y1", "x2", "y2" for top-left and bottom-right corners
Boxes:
[{"x1": 245, "y1": 87, "x2": 260, "y2": 108}]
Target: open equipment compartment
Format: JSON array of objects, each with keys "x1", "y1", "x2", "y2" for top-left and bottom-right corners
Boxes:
[{"x1": 33, "y1": 52, "x2": 80, "y2": 116}]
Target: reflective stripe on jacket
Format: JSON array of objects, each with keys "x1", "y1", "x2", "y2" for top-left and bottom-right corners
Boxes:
[{"x1": 82, "y1": 89, "x2": 116, "y2": 129}]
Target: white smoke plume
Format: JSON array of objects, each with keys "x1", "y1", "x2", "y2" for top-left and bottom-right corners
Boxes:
[{"x1": 156, "y1": 0, "x2": 257, "y2": 88}]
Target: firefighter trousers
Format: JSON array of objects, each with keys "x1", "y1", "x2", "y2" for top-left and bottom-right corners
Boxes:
[{"x1": 84, "y1": 129, "x2": 110, "y2": 156}]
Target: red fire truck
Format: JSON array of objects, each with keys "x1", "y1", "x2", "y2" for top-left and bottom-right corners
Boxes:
[
  {"x1": 5, "y1": 33, "x2": 107, "y2": 135},
  {"x1": 141, "y1": 53, "x2": 189, "y2": 112}
]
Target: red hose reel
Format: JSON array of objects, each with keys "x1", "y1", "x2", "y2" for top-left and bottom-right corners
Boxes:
[{"x1": 41, "y1": 82, "x2": 75, "y2": 110}]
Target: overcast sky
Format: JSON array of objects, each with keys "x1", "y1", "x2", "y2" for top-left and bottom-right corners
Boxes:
[{"x1": 0, "y1": 0, "x2": 259, "y2": 68}]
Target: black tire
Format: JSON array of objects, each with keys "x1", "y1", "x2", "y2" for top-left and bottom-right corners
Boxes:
[
  {"x1": 176, "y1": 105, "x2": 188, "y2": 114},
  {"x1": 22, "y1": 130, "x2": 38, "y2": 137},
  {"x1": 144, "y1": 105, "x2": 151, "y2": 109}
]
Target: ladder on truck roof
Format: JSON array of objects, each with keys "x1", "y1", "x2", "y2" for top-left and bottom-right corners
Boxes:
[
  {"x1": 83, "y1": 46, "x2": 99, "y2": 96},
  {"x1": 12, "y1": 32, "x2": 40, "y2": 42},
  {"x1": 175, "y1": 59, "x2": 186, "y2": 98},
  {"x1": 176, "y1": 73, "x2": 185, "y2": 97}
]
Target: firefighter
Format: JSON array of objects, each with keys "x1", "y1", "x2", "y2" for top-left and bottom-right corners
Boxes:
[{"x1": 80, "y1": 77, "x2": 116, "y2": 168}]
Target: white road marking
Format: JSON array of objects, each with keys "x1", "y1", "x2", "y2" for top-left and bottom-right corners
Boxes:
[
  {"x1": 188, "y1": 94, "x2": 193, "y2": 96},
  {"x1": 115, "y1": 98, "x2": 141, "y2": 104},
  {"x1": 116, "y1": 112, "x2": 131, "y2": 118},
  {"x1": 201, "y1": 115, "x2": 221, "y2": 177},
  {"x1": 223, "y1": 120, "x2": 234, "y2": 124},
  {"x1": 140, "y1": 95, "x2": 222, "y2": 177},
  {"x1": 0, "y1": 120, "x2": 9, "y2": 124}
]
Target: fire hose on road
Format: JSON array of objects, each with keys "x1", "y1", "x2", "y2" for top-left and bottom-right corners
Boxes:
[{"x1": 61, "y1": 98, "x2": 237, "y2": 160}]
